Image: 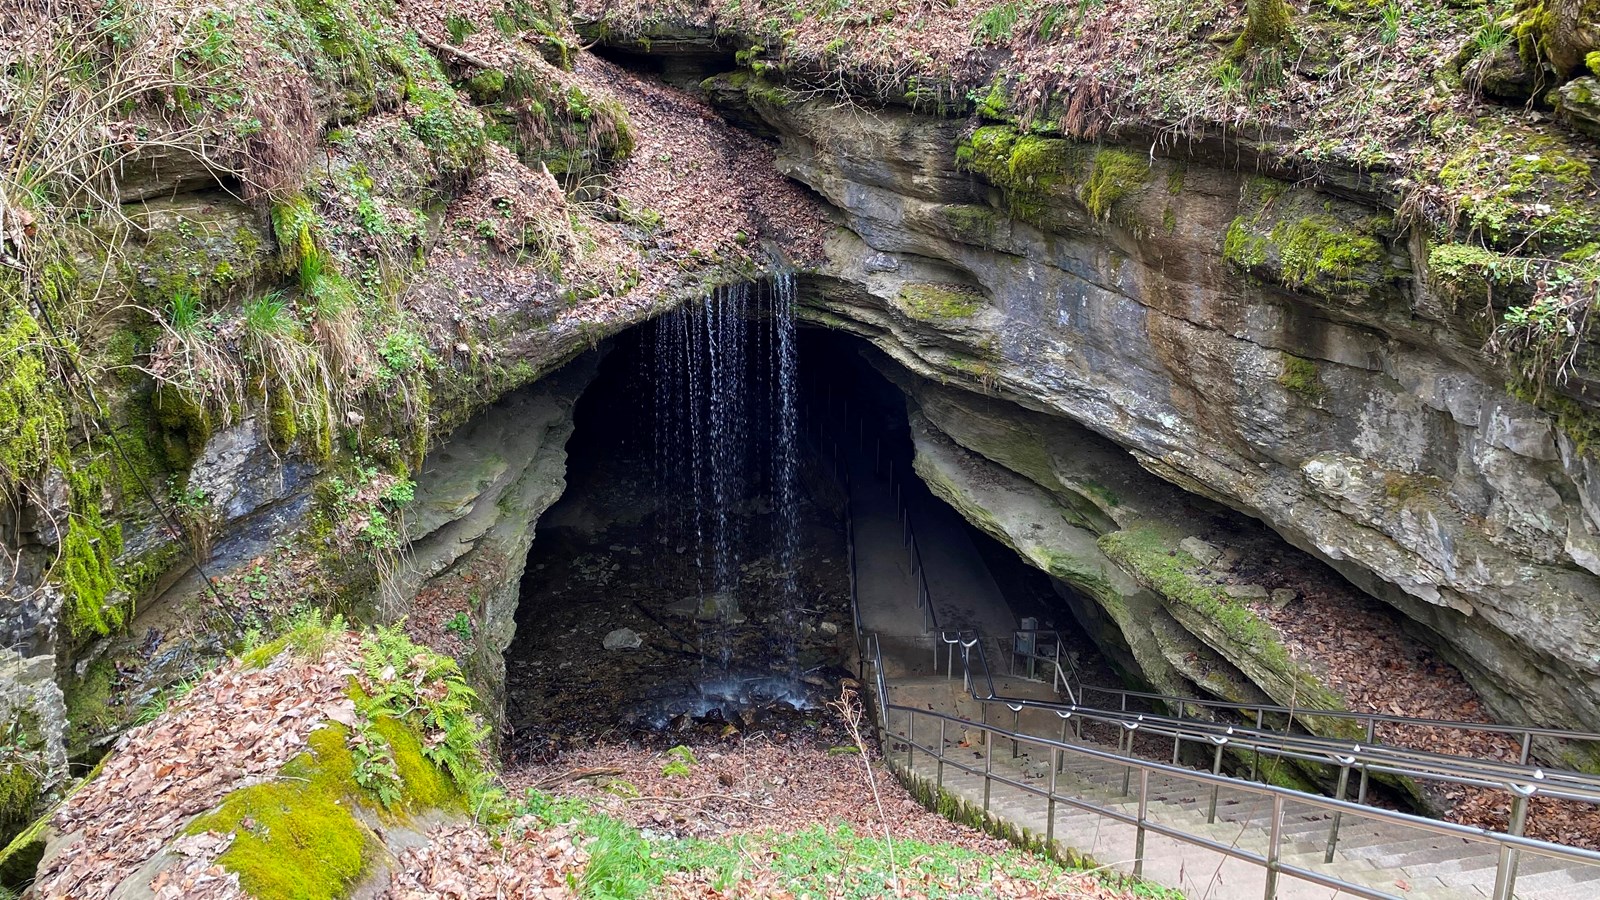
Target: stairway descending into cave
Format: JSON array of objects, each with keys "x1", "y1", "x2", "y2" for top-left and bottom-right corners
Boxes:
[
  {"x1": 877, "y1": 674, "x2": 1600, "y2": 900},
  {"x1": 825, "y1": 416, "x2": 1600, "y2": 899}
]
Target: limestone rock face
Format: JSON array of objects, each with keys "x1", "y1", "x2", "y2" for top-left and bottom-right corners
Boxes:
[
  {"x1": 389, "y1": 357, "x2": 599, "y2": 717},
  {"x1": 1558, "y1": 76, "x2": 1600, "y2": 138},
  {"x1": 0, "y1": 651, "x2": 69, "y2": 812},
  {"x1": 744, "y1": 94, "x2": 1600, "y2": 751}
]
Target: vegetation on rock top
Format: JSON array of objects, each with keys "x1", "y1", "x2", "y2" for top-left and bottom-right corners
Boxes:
[{"x1": 581, "y1": 0, "x2": 1600, "y2": 432}]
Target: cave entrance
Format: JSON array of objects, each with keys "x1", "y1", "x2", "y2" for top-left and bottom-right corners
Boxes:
[{"x1": 502, "y1": 286, "x2": 1085, "y2": 760}]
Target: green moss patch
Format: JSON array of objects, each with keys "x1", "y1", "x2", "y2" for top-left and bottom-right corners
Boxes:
[
  {"x1": 1223, "y1": 177, "x2": 1393, "y2": 301},
  {"x1": 1277, "y1": 354, "x2": 1322, "y2": 398},
  {"x1": 195, "y1": 622, "x2": 482, "y2": 900},
  {"x1": 1427, "y1": 242, "x2": 1534, "y2": 310},
  {"x1": 1437, "y1": 123, "x2": 1600, "y2": 249},
  {"x1": 955, "y1": 127, "x2": 1150, "y2": 226},
  {"x1": 1099, "y1": 528, "x2": 1289, "y2": 668},
  {"x1": 897, "y1": 282, "x2": 985, "y2": 320},
  {"x1": 0, "y1": 291, "x2": 69, "y2": 487},
  {"x1": 59, "y1": 459, "x2": 128, "y2": 640},
  {"x1": 1098, "y1": 526, "x2": 1352, "y2": 732},
  {"x1": 0, "y1": 761, "x2": 39, "y2": 842},
  {"x1": 369, "y1": 714, "x2": 460, "y2": 811},
  {"x1": 956, "y1": 125, "x2": 1084, "y2": 224},
  {"x1": 188, "y1": 726, "x2": 374, "y2": 900},
  {"x1": 1082, "y1": 148, "x2": 1150, "y2": 221},
  {"x1": 64, "y1": 657, "x2": 120, "y2": 761}
]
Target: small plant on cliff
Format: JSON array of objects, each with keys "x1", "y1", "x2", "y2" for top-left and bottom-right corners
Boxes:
[
  {"x1": 971, "y1": 2, "x2": 1023, "y2": 42},
  {"x1": 445, "y1": 612, "x2": 474, "y2": 642},
  {"x1": 1491, "y1": 261, "x2": 1600, "y2": 406},
  {"x1": 327, "y1": 466, "x2": 414, "y2": 552},
  {"x1": 241, "y1": 292, "x2": 335, "y2": 450},
  {"x1": 1378, "y1": 0, "x2": 1403, "y2": 45},
  {"x1": 349, "y1": 719, "x2": 404, "y2": 807}
]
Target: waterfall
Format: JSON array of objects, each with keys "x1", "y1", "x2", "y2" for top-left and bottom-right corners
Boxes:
[
  {"x1": 650, "y1": 275, "x2": 802, "y2": 670},
  {"x1": 771, "y1": 271, "x2": 802, "y2": 659}
]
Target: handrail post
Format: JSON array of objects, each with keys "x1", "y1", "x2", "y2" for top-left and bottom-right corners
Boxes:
[
  {"x1": 1518, "y1": 731, "x2": 1533, "y2": 766},
  {"x1": 1251, "y1": 708, "x2": 1265, "y2": 782},
  {"x1": 1264, "y1": 793, "x2": 1284, "y2": 900},
  {"x1": 1012, "y1": 707, "x2": 1020, "y2": 759},
  {"x1": 1207, "y1": 739, "x2": 1226, "y2": 824},
  {"x1": 984, "y1": 733, "x2": 993, "y2": 813},
  {"x1": 1047, "y1": 746, "x2": 1059, "y2": 849},
  {"x1": 1121, "y1": 725, "x2": 1135, "y2": 797},
  {"x1": 1356, "y1": 720, "x2": 1375, "y2": 806},
  {"x1": 907, "y1": 710, "x2": 916, "y2": 769},
  {"x1": 937, "y1": 718, "x2": 946, "y2": 790},
  {"x1": 1135, "y1": 768, "x2": 1150, "y2": 879},
  {"x1": 1324, "y1": 756, "x2": 1353, "y2": 863},
  {"x1": 1492, "y1": 788, "x2": 1532, "y2": 900}
]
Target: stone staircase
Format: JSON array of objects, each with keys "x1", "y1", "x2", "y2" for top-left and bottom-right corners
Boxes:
[{"x1": 878, "y1": 676, "x2": 1600, "y2": 900}]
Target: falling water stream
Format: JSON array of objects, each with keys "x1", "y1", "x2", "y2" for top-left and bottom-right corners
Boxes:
[{"x1": 651, "y1": 274, "x2": 803, "y2": 672}]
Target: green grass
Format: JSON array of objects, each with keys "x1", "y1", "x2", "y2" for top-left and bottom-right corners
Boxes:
[
  {"x1": 243, "y1": 293, "x2": 296, "y2": 337},
  {"x1": 167, "y1": 291, "x2": 201, "y2": 333},
  {"x1": 516, "y1": 791, "x2": 1170, "y2": 900}
]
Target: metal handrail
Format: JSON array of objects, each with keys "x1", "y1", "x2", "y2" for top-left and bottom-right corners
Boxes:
[
  {"x1": 955, "y1": 631, "x2": 1600, "y2": 805},
  {"x1": 881, "y1": 695, "x2": 1600, "y2": 900},
  {"x1": 1011, "y1": 628, "x2": 1600, "y2": 755},
  {"x1": 863, "y1": 631, "x2": 1600, "y2": 900},
  {"x1": 1011, "y1": 632, "x2": 1080, "y2": 705}
]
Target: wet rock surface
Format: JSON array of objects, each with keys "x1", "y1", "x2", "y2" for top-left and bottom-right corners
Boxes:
[{"x1": 503, "y1": 447, "x2": 852, "y2": 763}]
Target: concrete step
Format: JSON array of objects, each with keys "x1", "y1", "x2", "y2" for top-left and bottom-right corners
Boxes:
[{"x1": 1503, "y1": 857, "x2": 1600, "y2": 895}]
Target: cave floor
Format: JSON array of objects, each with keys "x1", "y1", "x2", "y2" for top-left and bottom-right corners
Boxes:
[{"x1": 503, "y1": 451, "x2": 854, "y2": 763}]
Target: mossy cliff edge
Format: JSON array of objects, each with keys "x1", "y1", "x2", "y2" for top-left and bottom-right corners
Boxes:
[
  {"x1": 0, "y1": 0, "x2": 801, "y2": 841},
  {"x1": 626, "y1": 14, "x2": 1600, "y2": 765}
]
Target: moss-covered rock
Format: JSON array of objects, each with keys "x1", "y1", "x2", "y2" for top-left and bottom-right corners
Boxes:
[
  {"x1": 1082, "y1": 148, "x2": 1151, "y2": 221},
  {"x1": 1437, "y1": 121, "x2": 1600, "y2": 250},
  {"x1": 123, "y1": 199, "x2": 273, "y2": 307},
  {"x1": 1098, "y1": 527, "x2": 1357, "y2": 738},
  {"x1": 954, "y1": 127, "x2": 1151, "y2": 227},
  {"x1": 188, "y1": 726, "x2": 375, "y2": 900},
  {"x1": 896, "y1": 283, "x2": 985, "y2": 320},
  {"x1": 63, "y1": 656, "x2": 121, "y2": 762},
  {"x1": 0, "y1": 290, "x2": 69, "y2": 487},
  {"x1": 1277, "y1": 354, "x2": 1322, "y2": 398},
  {"x1": 1222, "y1": 176, "x2": 1396, "y2": 303},
  {"x1": 956, "y1": 126, "x2": 1085, "y2": 225},
  {"x1": 1427, "y1": 242, "x2": 1522, "y2": 305}
]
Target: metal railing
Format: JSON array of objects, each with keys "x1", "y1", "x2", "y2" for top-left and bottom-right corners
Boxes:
[
  {"x1": 822, "y1": 389, "x2": 1600, "y2": 898},
  {"x1": 1013, "y1": 627, "x2": 1600, "y2": 772},
  {"x1": 929, "y1": 629, "x2": 1600, "y2": 893},
  {"x1": 959, "y1": 630, "x2": 1600, "y2": 799},
  {"x1": 859, "y1": 632, "x2": 1600, "y2": 900},
  {"x1": 877, "y1": 689, "x2": 1600, "y2": 900}
]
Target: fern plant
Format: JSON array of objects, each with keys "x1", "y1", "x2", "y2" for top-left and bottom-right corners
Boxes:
[
  {"x1": 356, "y1": 625, "x2": 489, "y2": 788},
  {"x1": 350, "y1": 720, "x2": 403, "y2": 807}
]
